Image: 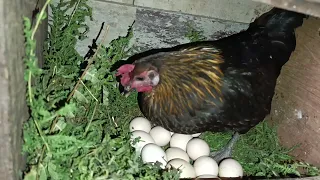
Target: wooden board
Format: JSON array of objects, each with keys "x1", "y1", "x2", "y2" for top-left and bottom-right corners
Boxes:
[
  {"x1": 269, "y1": 17, "x2": 320, "y2": 167},
  {"x1": 0, "y1": 0, "x2": 47, "y2": 179},
  {"x1": 253, "y1": 0, "x2": 320, "y2": 18}
]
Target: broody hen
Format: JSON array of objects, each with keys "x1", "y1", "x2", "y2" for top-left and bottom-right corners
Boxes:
[{"x1": 116, "y1": 8, "x2": 306, "y2": 162}]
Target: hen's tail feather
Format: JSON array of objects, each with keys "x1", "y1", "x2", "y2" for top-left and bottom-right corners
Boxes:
[
  {"x1": 250, "y1": 8, "x2": 306, "y2": 68},
  {"x1": 250, "y1": 8, "x2": 306, "y2": 33}
]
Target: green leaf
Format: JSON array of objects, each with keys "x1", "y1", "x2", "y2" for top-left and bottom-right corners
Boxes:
[
  {"x1": 84, "y1": 66, "x2": 99, "y2": 84},
  {"x1": 102, "y1": 86, "x2": 109, "y2": 106},
  {"x1": 74, "y1": 89, "x2": 89, "y2": 103},
  {"x1": 53, "y1": 119, "x2": 67, "y2": 132},
  {"x1": 23, "y1": 16, "x2": 32, "y2": 31},
  {"x1": 48, "y1": 162, "x2": 60, "y2": 180},
  {"x1": 39, "y1": 163, "x2": 47, "y2": 180},
  {"x1": 56, "y1": 103, "x2": 77, "y2": 116},
  {"x1": 23, "y1": 166, "x2": 37, "y2": 180}
]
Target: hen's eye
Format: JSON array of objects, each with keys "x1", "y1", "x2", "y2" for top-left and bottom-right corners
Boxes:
[
  {"x1": 148, "y1": 72, "x2": 155, "y2": 79},
  {"x1": 135, "y1": 77, "x2": 144, "y2": 81}
]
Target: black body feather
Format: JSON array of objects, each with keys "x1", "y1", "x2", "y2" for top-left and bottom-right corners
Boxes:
[{"x1": 130, "y1": 8, "x2": 306, "y2": 134}]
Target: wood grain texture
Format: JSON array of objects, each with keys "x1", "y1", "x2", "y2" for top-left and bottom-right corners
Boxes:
[
  {"x1": 0, "y1": 0, "x2": 47, "y2": 179},
  {"x1": 253, "y1": 0, "x2": 320, "y2": 18},
  {"x1": 269, "y1": 17, "x2": 320, "y2": 166},
  {"x1": 191, "y1": 176, "x2": 320, "y2": 179}
]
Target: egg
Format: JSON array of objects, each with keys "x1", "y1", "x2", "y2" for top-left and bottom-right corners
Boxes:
[
  {"x1": 141, "y1": 143, "x2": 167, "y2": 168},
  {"x1": 193, "y1": 156, "x2": 219, "y2": 176},
  {"x1": 129, "y1": 117, "x2": 152, "y2": 133},
  {"x1": 196, "y1": 174, "x2": 217, "y2": 178},
  {"x1": 130, "y1": 130, "x2": 155, "y2": 154},
  {"x1": 191, "y1": 133, "x2": 201, "y2": 137},
  {"x1": 186, "y1": 138, "x2": 210, "y2": 160},
  {"x1": 218, "y1": 158, "x2": 243, "y2": 177},
  {"x1": 170, "y1": 133, "x2": 193, "y2": 151},
  {"x1": 149, "y1": 126, "x2": 171, "y2": 146},
  {"x1": 166, "y1": 147, "x2": 190, "y2": 162},
  {"x1": 166, "y1": 158, "x2": 196, "y2": 178}
]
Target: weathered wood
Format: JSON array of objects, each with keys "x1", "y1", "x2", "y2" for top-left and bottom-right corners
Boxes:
[
  {"x1": 0, "y1": 0, "x2": 47, "y2": 179},
  {"x1": 191, "y1": 176, "x2": 320, "y2": 179},
  {"x1": 275, "y1": 177, "x2": 320, "y2": 180},
  {"x1": 253, "y1": 0, "x2": 320, "y2": 18},
  {"x1": 269, "y1": 17, "x2": 320, "y2": 166}
]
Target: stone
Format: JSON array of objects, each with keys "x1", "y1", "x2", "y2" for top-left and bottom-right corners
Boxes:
[
  {"x1": 131, "y1": 7, "x2": 249, "y2": 53},
  {"x1": 106, "y1": 0, "x2": 134, "y2": 4},
  {"x1": 134, "y1": 0, "x2": 272, "y2": 23},
  {"x1": 75, "y1": 0, "x2": 136, "y2": 56}
]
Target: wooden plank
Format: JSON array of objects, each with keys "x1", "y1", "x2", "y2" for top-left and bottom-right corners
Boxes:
[
  {"x1": 253, "y1": 0, "x2": 320, "y2": 18},
  {"x1": 269, "y1": 17, "x2": 320, "y2": 167},
  {"x1": 0, "y1": 0, "x2": 47, "y2": 179}
]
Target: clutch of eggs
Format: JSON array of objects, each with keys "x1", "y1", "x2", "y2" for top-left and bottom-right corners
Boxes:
[{"x1": 129, "y1": 116, "x2": 243, "y2": 178}]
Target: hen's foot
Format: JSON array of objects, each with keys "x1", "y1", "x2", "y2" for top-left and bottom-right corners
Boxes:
[{"x1": 209, "y1": 132, "x2": 240, "y2": 163}]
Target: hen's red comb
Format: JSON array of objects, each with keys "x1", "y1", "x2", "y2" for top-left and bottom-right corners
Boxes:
[
  {"x1": 116, "y1": 64, "x2": 135, "y2": 86},
  {"x1": 116, "y1": 64, "x2": 135, "y2": 76}
]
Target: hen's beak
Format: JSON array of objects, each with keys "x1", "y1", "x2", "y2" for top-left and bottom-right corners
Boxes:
[{"x1": 122, "y1": 85, "x2": 133, "y2": 98}]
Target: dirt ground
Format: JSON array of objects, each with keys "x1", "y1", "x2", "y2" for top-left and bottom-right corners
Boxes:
[{"x1": 269, "y1": 17, "x2": 320, "y2": 167}]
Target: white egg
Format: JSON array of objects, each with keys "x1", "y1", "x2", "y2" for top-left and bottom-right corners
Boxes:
[
  {"x1": 130, "y1": 130, "x2": 155, "y2": 154},
  {"x1": 191, "y1": 133, "x2": 201, "y2": 137},
  {"x1": 196, "y1": 174, "x2": 217, "y2": 178},
  {"x1": 166, "y1": 147, "x2": 190, "y2": 162},
  {"x1": 218, "y1": 158, "x2": 243, "y2": 177},
  {"x1": 170, "y1": 133, "x2": 193, "y2": 151},
  {"x1": 186, "y1": 138, "x2": 210, "y2": 160},
  {"x1": 129, "y1": 117, "x2": 152, "y2": 133},
  {"x1": 193, "y1": 156, "x2": 219, "y2": 176},
  {"x1": 149, "y1": 126, "x2": 171, "y2": 146},
  {"x1": 166, "y1": 158, "x2": 196, "y2": 178},
  {"x1": 141, "y1": 143, "x2": 167, "y2": 169}
]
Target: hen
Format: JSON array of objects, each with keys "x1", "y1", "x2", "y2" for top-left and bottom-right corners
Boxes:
[{"x1": 116, "y1": 8, "x2": 306, "y2": 162}]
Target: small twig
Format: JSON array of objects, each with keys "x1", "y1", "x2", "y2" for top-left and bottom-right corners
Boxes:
[
  {"x1": 31, "y1": 0, "x2": 51, "y2": 40},
  {"x1": 27, "y1": 1, "x2": 52, "y2": 180},
  {"x1": 84, "y1": 102, "x2": 98, "y2": 135},
  {"x1": 28, "y1": 0, "x2": 51, "y2": 106},
  {"x1": 67, "y1": 25, "x2": 110, "y2": 102},
  {"x1": 79, "y1": 79, "x2": 98, "y2": 102},
  {"x1": 112, "y1": 117, "x2": 118, "y2": 127},
  {"x1": 37, "y1": 18, "x2": 110, "y2": 179},
  {"x1": 52, "y1": 65, "x2": 57, "y2": 77},
  {"x1": 67, "y1": 0, "x2": 81, "y2": 26},
  {"x1": 47, "y1": 24, "x2": 110, "y2": 133},
  {"x1": 33, "y1": 118, "x2": 51, "y2": 152}
]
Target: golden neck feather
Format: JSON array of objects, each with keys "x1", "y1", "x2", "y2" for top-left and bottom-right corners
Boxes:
[{"x1": 142, "y1": 46, "x2": 225, "y2": 116}]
